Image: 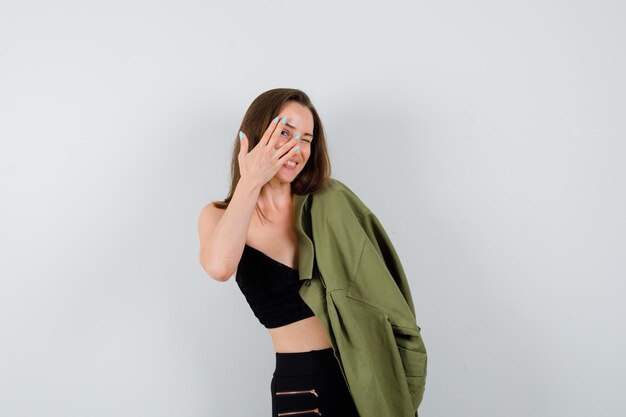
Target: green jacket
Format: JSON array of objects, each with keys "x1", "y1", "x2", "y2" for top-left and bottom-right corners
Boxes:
[{"x1": 293, "y1": 178, "x2": 427, "y2": 417}]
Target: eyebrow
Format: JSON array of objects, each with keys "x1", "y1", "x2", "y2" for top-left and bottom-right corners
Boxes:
[{"x1": 285, "y1": 123, "x2": 313, "y2": 138}]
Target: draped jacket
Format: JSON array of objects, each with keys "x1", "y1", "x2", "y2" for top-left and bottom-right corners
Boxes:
[{"x1": 293, "y1": 178, "x2": 427, "y2": 417}]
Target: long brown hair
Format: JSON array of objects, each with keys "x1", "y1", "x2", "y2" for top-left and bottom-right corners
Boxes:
[{"x1": 213, "y1": 88, "x2": 332, "y2": 223}]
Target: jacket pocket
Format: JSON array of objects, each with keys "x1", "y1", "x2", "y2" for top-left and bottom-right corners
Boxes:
[
  {"x1": 390, "y1": 320, "x2": 427, "y2": 375},
  {"x1": 397, "y1": 345, "x2": 427, "y2": 377},
  {"x1": 391, "y1": 321, "x2": 427, "y2": 410}
]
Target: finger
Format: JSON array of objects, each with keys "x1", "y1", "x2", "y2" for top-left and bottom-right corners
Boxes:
[
  {"x1": 238, "y1": 131, "x2": 248, "y2": 157},
  {"x1": 276, "y1": 133, "x2": 301, "y2": 156},
  {"x1": 260, "y1": 115, "x2": 283, "y2": 146},
  {"x1": 266, "y1": 115, "x2": 288, "y2": 148},
  {"x1": 277, "y1": 140, "x2": 301, "y2": 165}
]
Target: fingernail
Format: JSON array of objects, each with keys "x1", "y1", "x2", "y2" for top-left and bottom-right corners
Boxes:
[
  {"x1": 281, "y1": 116, "x2": 287, "y2": 124},
  {"x1": 294, "y1": 145, "x2": 300, "y2": 152},
  {"x1": 294, "y1": 133, "x2": 301, "y2": 140},
  {"x1": 239, "y1": 131, "x2": 244, "y2": 140},
  {"x1": 273, "y1": 116, "x2": 279, "y2": 123}
]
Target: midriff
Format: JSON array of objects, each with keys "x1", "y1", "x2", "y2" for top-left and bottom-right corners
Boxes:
[{"x1": 269, "y1": 315, "x2": 332, "y2": 353}]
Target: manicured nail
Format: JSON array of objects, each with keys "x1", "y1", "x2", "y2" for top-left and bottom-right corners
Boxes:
[
  {"x1": 273, "y1": 116, "x2": 279, "y2": 123},
  {"x1": 281, "y1": 116, "x2": 287, "y2": 124},
  {"x1": 239, "y1": 131, "x2": 244, "y2": 140},
  {"x1": 294, "y1": 133, "x2": 301, "y2": 140},
  {"x1": 294, "y1": 145, "x2": 300, "y2": 152}
]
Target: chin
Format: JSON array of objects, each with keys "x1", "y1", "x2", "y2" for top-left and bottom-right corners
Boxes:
[{"x1": 274, "y1": 171, "x2": 297, "y2": 183}]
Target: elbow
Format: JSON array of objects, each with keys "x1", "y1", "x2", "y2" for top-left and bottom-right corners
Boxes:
[{"x1": 199, "y1": 255, "x2": 232, "y2": 282}]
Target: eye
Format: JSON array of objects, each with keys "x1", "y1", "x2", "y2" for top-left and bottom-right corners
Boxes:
[{"x1": 282, "y1": 129, "x2": 312, "y2": 143}]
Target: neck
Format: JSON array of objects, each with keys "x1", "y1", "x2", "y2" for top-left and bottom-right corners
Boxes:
[{"x1": 258, "y1": 180, "x2": 293, "y2": 212}]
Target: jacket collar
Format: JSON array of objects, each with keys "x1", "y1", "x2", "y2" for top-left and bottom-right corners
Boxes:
[{"x1": 293, "y1": 192, "x2": 314, "y2": 281}]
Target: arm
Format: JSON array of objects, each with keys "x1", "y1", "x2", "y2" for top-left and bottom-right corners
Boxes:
[{"x1": 198, "y1": 178, "x2": 262, "y2": 281}]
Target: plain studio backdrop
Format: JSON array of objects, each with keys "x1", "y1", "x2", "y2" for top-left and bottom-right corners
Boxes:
[{"x1": 1, "y1": 1, "x2": 624, "y2": 416}]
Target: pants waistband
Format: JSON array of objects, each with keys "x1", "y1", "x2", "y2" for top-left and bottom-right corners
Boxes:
[{"x1": 274, "y1": 347, "x2": 337, "y2": 376}]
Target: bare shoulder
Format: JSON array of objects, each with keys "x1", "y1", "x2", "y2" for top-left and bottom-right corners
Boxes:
[
  {"x1": 198, "y1": 202, "x2": 225, "y2": 237},
  {"x1": 199, "y1": 201, "x2": 225, "y2": 218}
]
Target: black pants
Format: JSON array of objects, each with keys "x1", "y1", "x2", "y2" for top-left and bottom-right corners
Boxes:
[{"x1": 270, "y1": 347, "x2": 360, "y2": 417}]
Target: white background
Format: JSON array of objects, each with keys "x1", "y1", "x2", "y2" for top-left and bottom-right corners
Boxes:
[{"x1": 1, "y1": 1, "x2": 624, "y2": 416}]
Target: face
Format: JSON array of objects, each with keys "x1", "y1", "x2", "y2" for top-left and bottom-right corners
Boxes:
[{"x1": 273, "y1": 101, "x2": 314, "y2": 182}]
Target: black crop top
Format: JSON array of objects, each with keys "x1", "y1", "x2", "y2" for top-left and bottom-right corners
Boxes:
[{"x1": 235, "y1": 244, "x2": 315, "y2": 329}]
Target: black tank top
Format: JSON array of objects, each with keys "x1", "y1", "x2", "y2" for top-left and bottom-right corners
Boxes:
[{"x1": 235, "y1": 244, "x2": 315, "y2": 329}]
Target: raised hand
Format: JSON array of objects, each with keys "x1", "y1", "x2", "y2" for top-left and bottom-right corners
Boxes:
[{"x1": 238, "y1": 116, "x2": 302, "y2": 186}]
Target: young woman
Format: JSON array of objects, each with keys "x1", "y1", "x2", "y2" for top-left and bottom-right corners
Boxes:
[{"x1": 198, "y1": 88, "x2": 360, "y2": 416}]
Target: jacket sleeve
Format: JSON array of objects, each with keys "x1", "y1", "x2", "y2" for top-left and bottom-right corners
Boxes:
[
  {"x1": 357, "y1": 209, "x2": 417, "y2": 319},
  {"x1": 357, "y1": 208, "x2": 427, "y2": 414}
]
